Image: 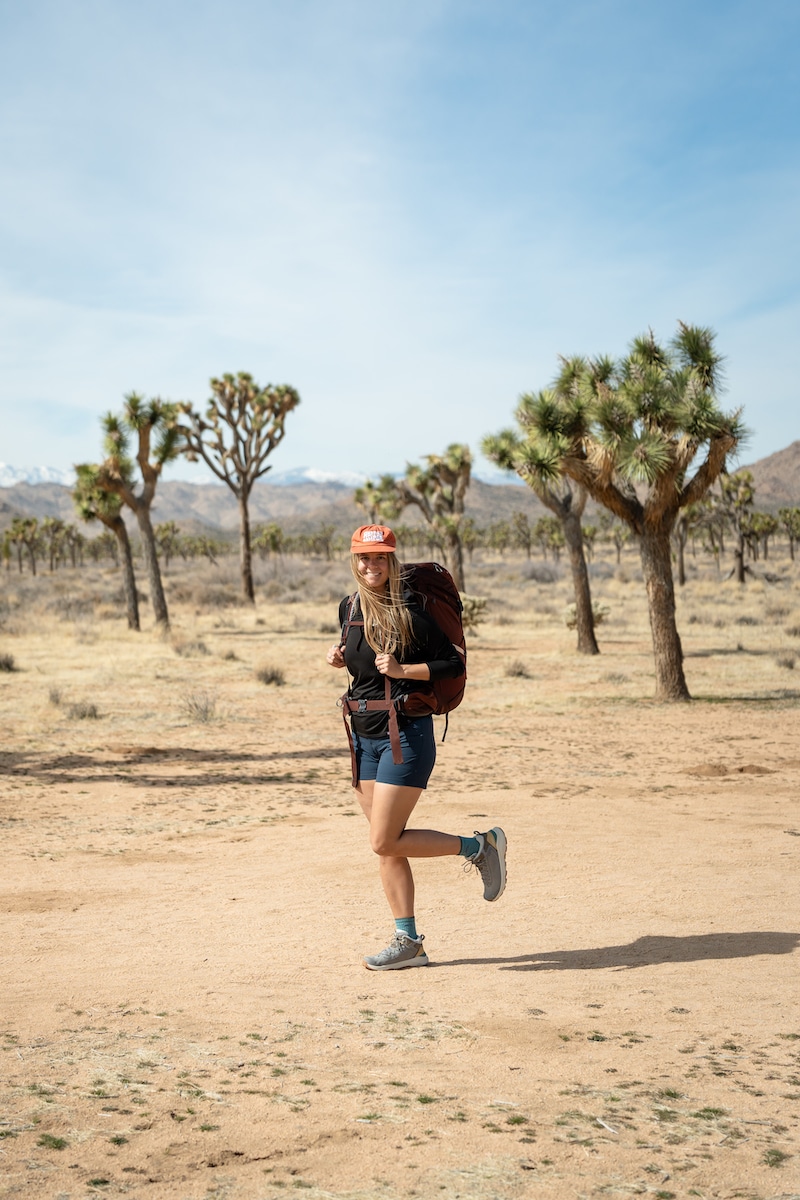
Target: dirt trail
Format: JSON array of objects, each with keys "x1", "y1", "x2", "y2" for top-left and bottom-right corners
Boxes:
[{"x1": 2, "y1": 559, "x2": 799, "y2": 1198}]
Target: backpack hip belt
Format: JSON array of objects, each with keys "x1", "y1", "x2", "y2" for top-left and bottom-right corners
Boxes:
[{"x1": 340, "y1": 674, "x2": 404, "y2": 788}]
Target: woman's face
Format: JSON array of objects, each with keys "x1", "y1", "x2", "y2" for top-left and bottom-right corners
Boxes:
[{"x1": 357, "y1": 553, "x2": 391, "y2": 590}]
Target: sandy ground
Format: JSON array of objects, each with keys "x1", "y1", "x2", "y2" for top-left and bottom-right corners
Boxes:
[{"x1": 1, "y1": 550, "x2": 799, "y2": 1200}]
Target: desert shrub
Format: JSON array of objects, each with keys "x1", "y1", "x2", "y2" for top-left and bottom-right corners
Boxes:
[
  {"x1": 67, "y1": 701, "x2": 99, "y2": 720},
  {"x1": 319, "y1": 622, "x2": 338, "y2": 635},
  {"x1": 735, "y1": 615, "x2": 759, "y2": 626},
  {"x1": 49, "y1": 687, "x2": 62, "y2": 706},
  {"x1": 494, "y1": 613, "x2": 514, "y2": 626},
  {"x1": 505, "y1": 659, "x2": 530, "y2": 678},
  {"x1": 564, "y1": 602, "x2": 609, "y2": 630},
  {"x1": 601, "y1": 671, "x2": 629, "y2": 684},
  {"x1": 222, "y1": 649, "x2": 238, "y2": 661},
  {"x1": 786, "y1": 625, "x2": 800, "y2": 638},
  {"x1": 776, "y1": 655, "x2": 796, "y2": 671},
  {"x1": 179, "y1": 690, "x2": 218, "y2": 722},
  {"x1": 48, "y1": 595, "x2": 95, "y2": 621},
  {"x1": 0, "y1": 653, "x2": 16, "y2": 672},
  {"x1": 172, "y1": 638, "x2": 210, "y2": 657},
  {"x1": 522, "y1": 564, "x2": 557, "y2": 584},
  {"x1": 171, "y1": 582, "x2": 246, "y2": 609},
  {"x1": 588, "y1": 562, "x2": 615, "y2": 579},
  {"x1": 255, "y1": 665, "x2": 285, "y2": 686}
]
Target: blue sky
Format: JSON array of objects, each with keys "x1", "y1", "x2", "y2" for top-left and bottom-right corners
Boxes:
[{"x1": 1, "y1": 0, "x2": 798, "y2": 483}]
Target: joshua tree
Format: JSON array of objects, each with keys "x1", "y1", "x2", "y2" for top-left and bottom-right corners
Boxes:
[
  {"x1": 355, "y1": 445, "x2": 473, "y2": 590},
  {"x1": 778, "y1": 506, "x2": 800, "y2": 561},
  {"x1": 8, "y1": 517, "x2": 40, "y2": 574},
  {"x1": 511, "y1": 511, "x2": 533, "y2": 559},
  {"x1": 354, "y1": 474, "x2": 405, "y2": 524},
  {"x1": 73, "y1": 464, "x2": 140, "y2": 630},
  {"x1": 484, "y1": 429, "x2": 599, "y2": 654},
  {"x1": 718, "y1": 470, "x2": 755, "y2": 584},
  {"x1": 672, "y1": 501, "x2": 710, "y2": 586},
  {"x1": 154, "y1": 521, "x2": 182, "y2": 569},
  {"x1": 747, "y1": 511, "x2": 779, "y2": 562},
  {"x1": 506, "y1": 322, "x2": 742, "y2": 699},
  {"x1": 78, "y1": 394, "x2": 180, "y2": 626},
  {"x1": 39, "y1": 516, "x2": 67, "y2": 571},
  {"x1": 253, "y1": 522, "x2": 285, "y2": 569},
  {"x1": 178, "y1": 373, "x2": 300, "y2": 602}
]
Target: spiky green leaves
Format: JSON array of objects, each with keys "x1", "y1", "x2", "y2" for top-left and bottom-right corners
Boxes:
[{"x1": 485, "y1": 321, "x2": 740, "y2": 530}]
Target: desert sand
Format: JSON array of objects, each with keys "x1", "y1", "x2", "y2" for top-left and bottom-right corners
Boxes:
[{"x1": 1, "y1": 548, "x2": 799, "y2": 1200}]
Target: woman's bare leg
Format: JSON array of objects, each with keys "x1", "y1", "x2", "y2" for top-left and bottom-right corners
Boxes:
[{"x1": 356, "y1": 780, "x2": 460, "y2": 919}]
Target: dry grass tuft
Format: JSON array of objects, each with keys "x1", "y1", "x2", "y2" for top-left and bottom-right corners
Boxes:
[
  {"x1": 505, "y1": 659, "x2": 531, "y2": 678},
  {"x1": 255, "y1": 664, "x2": 286, "y2": 687},
  {"x1": 67, "y1": 701, "x2": 99, "y2": 720},
  {"x1": 0, "y1": 652, "x2": 16, "y2": 672},
  {"x1": 179, "y1": 689, "x2": 218, "y2": 722},
  {"x1": 172, "y1": 637, "x2": 210, "y2": 657}
]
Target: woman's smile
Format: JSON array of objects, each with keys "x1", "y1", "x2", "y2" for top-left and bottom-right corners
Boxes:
[{"x1": 357, "y1": 553, "x2": 390, "y2": 590}]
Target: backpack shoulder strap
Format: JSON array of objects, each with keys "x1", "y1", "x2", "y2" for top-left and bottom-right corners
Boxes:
[{"x1": 339, "y1": 592, "x2": 363, "y2": 647}]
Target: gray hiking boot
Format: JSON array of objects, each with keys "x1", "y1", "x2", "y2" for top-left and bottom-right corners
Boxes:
[
  {"x1": 363, "y1": 931, "x2": 429, "y2": 971},
  {"x1": 467, "y1": 827, "x2": 507, "y2": 901}
]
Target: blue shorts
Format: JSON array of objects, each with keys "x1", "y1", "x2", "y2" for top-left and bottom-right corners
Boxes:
[{"x1": 353, "y1": 716, "x2": 436, "y2": 790}]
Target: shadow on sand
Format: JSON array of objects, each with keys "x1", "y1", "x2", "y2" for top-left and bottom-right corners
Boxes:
[{"x1": 433, "y1": 931, "x2": 800, "y2": 971}]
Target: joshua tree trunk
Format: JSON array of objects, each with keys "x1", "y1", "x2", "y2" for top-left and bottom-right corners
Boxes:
[
  {"x1": 443, "y1": 528, "x2": 466, "y2": 592},
  {"x1": 563, "y1": 509, "x2": 599, "y2": 655},
  {"x1": 675, "y1": 523, "x2": 687, "y2": 586},
  {"x1": 639, "y1": 530, "x2": 690, "y2": 701},
  {"x1": 110, "y1": 517, "x2": 140, "y2": 631},
  {"x1": 136, "y1": 509, "x2": 169, "y2": 626},
  {"x1": 239, "y1": 491, "x2": 255, "y2": 602},
  {"x1": 733, "y1": 533, "x2": 746, "y2": 584}
]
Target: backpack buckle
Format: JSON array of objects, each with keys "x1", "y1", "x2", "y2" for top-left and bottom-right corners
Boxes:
[{"x1": 357, "y1": 699, "x2": 368, "y2": 713}]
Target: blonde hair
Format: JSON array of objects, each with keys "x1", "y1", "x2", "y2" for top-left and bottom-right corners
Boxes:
[{"x1": 350, "y1": 553, "x2": 415, "y2": 657}]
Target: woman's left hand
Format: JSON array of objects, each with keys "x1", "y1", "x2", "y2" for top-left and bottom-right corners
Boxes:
[{"x1": 375, "y1": 652, "x2": 403, "y2": 678}]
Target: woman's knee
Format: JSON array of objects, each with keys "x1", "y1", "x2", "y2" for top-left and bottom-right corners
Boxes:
[{"x1": 370, "y1": 829, "x2": 401, "y2": 856}]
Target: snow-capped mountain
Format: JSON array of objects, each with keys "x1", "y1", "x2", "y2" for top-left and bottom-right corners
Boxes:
[
  {"x1": 267, "y1": 466, "x2": 368, "y2": 487},
  {"x1": 0, "y1": 463, "x2": 76, "y2": 487},
  {"x1": 0, "y1": 462, "x2": 519, "y2": 489}
]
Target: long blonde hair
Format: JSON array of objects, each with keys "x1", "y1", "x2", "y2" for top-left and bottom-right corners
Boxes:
[{"x1": 350, "y1": 553, "x2": 415, "y2": 657}]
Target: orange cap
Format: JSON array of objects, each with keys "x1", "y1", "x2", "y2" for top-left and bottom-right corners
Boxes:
[{"x1": 350, "y1": 525, "x2": 397, "y2": 554}]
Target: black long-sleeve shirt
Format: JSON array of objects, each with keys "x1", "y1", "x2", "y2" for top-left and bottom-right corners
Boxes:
[{"x1": 338, "y1": 594, "x2": 464, "y2": 738}]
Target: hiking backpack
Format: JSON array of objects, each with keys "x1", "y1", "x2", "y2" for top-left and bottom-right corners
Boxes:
[{"x1": 338, "y1": 562, "x2": 467, "y2": 783}]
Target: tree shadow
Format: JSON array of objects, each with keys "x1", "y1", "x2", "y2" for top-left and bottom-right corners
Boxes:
[
  {"x1": 0, "y1": 746, "x2": 347, "y2": 790},
  {"x1": 433, "y1": 931, "x2": 800, "y2": 972}
]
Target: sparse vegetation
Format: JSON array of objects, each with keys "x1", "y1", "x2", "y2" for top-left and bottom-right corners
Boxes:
[
  {"x1": 179, "y1": 689, "x2": 218, "y2": 722},
  {"x1": 255, "y1": 664, "x2": 286, "y2": 686},
  {"x1": 37, "y1": 1133, "x2": 68, "y2": 1150}
]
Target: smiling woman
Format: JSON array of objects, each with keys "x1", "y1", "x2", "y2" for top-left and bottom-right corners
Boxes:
[{"x1": 325, "y1": 524, "x2": 507, "y2": 971}]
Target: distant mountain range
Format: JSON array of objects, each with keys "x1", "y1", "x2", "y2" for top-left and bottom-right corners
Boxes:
[
  {"x1": 0, "y1": 462, "x2": 518, "y2": 490},
  {"x1": 0, "y1": 476, "x2": 541, "y2": 537},
  {"x1": 0, "y1": 442, "x2": 796, "y2": 536}
]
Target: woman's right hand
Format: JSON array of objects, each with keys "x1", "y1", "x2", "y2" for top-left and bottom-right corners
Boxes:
[{"x1": 326, "y1": 644, "x2": 345, "y2": 668}]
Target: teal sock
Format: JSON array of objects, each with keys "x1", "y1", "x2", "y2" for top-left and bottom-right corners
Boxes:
[
  {"x1": 459, "y1": 835, "x2": 480, "y2": 859},
  {"x1": 395, "y1": 917, "x2": 418, "y2": 940}
]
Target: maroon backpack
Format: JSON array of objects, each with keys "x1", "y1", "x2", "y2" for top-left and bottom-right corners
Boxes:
[
  {"x1": 400, "y1": 562, "x2": 466, "y2": 717},
  {"x1": 339, "y1": 562, "x2": 467, "y2": 784}
]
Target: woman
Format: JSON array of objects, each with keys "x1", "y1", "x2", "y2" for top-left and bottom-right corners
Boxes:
[{"x1": 327, "y1": 524, "x2": 507, "y2": 971}]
